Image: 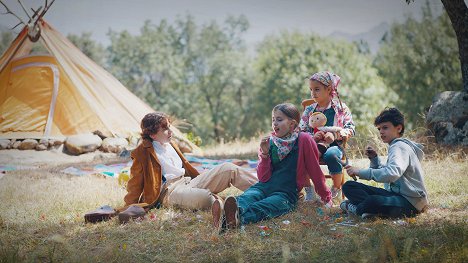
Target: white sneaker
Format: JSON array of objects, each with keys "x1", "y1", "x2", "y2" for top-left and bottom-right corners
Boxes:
[
  {"x1": 339, "y1": 200, "x2": 357, "y2": 215},
  {"x1": 324, "y1": 199, "x2": 334, "y2": 209},
  {"x1": 331, "y1": 187, "x2": 342, "y2": 201},
  {"x1": 303, "y1": 186, "x2": 317, "y2": 202}
]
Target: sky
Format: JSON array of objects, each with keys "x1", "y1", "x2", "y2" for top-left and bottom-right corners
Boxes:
[{"x1": 0, "y1": 0, "x2": 446, "y2": 47}]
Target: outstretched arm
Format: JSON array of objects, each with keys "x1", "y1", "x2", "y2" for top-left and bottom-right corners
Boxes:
[{"x1": 357, "y1": 146, "x2": 409, "y2": 183}]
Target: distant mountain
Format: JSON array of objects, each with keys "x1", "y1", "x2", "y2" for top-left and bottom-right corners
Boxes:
[{"x1": 329, "y1": 22, "x2": 390, "y2": 54}]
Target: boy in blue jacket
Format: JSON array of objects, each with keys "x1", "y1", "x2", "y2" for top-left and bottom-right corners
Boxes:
[{"x1": 342, "y1": 108, "x2": 428, "y2": 219}]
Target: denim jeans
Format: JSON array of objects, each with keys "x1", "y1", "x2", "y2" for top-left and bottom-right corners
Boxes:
[
  {"x1": 237, "y1": 187, "x2": 296, "y2": 225},
  {"x1": 343, "y1": 181, "x2": 418, "y2": 218},
  {"x1": 322, "y1": 146, "x2": 343, "y2": 174}
]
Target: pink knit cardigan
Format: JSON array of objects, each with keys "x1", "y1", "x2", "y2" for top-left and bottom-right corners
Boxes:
[{"x1": 256, "y1": 132, "x2": 331, "y2": 203}]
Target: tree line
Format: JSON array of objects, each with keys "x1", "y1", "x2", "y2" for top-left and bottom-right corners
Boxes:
[{"x1": 0, "y1": 4, "x2": 461, "y2": 145}]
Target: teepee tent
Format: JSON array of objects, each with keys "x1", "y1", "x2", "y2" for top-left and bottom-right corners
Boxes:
[
  {"x1": 0, "y1": 20, "x2": 152, "y2": 138},
  {"x1": 0, "y1": 19, "x2": 197, "y2": 151}
]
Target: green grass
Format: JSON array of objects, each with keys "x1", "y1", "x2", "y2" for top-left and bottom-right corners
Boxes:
[{"x1": 0, "y1": 147, "x2": 467, "y2": 262}]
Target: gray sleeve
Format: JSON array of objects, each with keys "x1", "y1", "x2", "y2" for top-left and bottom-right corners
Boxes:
[
  {"x1": 369, "y1": 156, "x2": 381, "y2": 169},
  {"x1": 358, "y1": 145, "x2": 409, "y2": 183}
]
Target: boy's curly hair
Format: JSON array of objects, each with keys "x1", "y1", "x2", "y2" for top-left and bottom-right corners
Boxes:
[
  {"x1": 140, "y1": 112, "x2": 170, "y2": 141},
  {"x1": 374, "y1": 107, "x2": 405, "y2": 135}
]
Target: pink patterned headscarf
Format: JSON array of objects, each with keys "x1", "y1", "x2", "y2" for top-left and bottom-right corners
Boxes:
[{"x1": 309, "y1": 71, "x2": 341, "y2": 98}]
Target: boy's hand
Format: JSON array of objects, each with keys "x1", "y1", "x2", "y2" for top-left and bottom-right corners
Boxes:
[
  {"x1": 260, "y1": 136, "x2": 270, "y2": 155},
  {"x1": 365, "y1": 146, "x2": 377, "y2": 159},
  {"x1": 345, "y1": 164, "x2": 360, "y2": 178}
]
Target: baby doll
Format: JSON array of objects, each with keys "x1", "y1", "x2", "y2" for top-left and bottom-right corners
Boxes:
[{"x1": 308, "y1": 112, "x2": 342, "y2": 154}]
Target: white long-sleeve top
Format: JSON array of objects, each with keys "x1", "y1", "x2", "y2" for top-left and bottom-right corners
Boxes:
[{"x1": 152, "y1": 141, "x2": 185, "y2": 183}]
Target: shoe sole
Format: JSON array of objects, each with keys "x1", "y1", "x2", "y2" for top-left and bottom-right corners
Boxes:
[
  {"x1": 118, "y1": 213, "x2": 145, "y2": 224},
  {"x1": 84, "y1": 213, "x2": 115, "y2": 223},
  {"x1": 224, "y1": 197, "x2": 239, "y2": 229},
  {"x1": 211, "y1": 200, "x2": 223, "y2": 233}
]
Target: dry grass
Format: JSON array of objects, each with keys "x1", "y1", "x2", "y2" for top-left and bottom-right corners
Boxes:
[{"x1": 0, "y1": 140, "x2": 467, "y2": 262}]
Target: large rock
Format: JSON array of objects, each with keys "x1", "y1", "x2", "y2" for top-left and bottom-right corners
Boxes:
[
  {"x1": 18, "y1": 139, "x2": 38, "y2": 150},
  {"x1": 64, "y1": 134, "x2": 102, "y2": 155},
  {"x1": 0, "y1": 139, "x2": 10, "y2": 150},
  {"x1": 101, "y1": 137, "x2": 128, "y2": 153},
  {"x1": 426, "y1": 91, "x2": 468, "y2": 146}
]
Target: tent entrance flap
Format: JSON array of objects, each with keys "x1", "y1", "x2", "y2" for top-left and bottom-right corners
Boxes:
[{"x1": 0, "y1": 58, "x2": 59, "y2": 136}]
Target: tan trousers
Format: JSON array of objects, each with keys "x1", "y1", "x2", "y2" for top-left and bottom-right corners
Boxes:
[{"x1": 165, "y1": 163, "x2": 258, "y2": 210}]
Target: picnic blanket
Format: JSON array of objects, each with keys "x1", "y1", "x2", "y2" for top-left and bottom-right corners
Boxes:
[{"x1": 59, "y1": 156, "x2": 258, "y2": 178}]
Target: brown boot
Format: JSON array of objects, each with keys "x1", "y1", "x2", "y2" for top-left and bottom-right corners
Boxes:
[
  {"x1": 84, "y1": 205, "x2": 116, "y2": 223},
  {"x1": 118, "y1": 205, "x2": 146, "y2": 224}
]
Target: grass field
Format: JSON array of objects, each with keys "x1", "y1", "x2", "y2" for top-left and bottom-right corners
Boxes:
[{"x1": 0, "y1": 140, "x2": 467, "y2": 262}]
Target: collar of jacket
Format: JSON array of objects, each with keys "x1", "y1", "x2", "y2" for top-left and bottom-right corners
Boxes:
[{"x1": 140, "y1": 139, "x2": 188, "y2": 167}]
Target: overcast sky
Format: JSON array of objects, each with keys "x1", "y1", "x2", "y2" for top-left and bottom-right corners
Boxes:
[{"x1": 0, "y1": 0, "x2": 446, "y2": 46}]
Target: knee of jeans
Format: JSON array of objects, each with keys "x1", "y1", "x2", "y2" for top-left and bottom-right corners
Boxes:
[
  {"x1": 342, "y1": 181, "x2": 357, "y2": 193},
  {"x1": 323, "y1": 152, "x2": 337, "y2": 164},
  {"x1": 219, "y1": 162, "x2": 237, "y2": 172}
]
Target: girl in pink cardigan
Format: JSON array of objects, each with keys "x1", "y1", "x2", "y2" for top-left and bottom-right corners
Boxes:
[{"x1": 211, "y1": 103, "x2": 332, "y2": 231}]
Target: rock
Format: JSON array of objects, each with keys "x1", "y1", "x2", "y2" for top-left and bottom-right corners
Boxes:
[
  {"x1": 64, "y1": 134, "x2": 102, "y2": 155},
  {"x1": 18, "y1": 139, "x2": 39, "y2": 150},
  {"x1": 0, "y1": 139, "x2": 10, "y2": 150},
  {"x1": 50, "y1": 144, "x2": 64, "y2": 153},
  {"x1": 12, "y1": 141, "x2": 21, "y2": 149},
  {"x1": 101, "y1": 137, "x2": 128, "y2": 153},
  {"x1": 127, "y1": 133, "x2": 140, "y2": 148},
  {"x1": 48, "y1": 138, "x2": 64, "y2": 147},
  {"x1": 92, "y1": 130, "x2": 107, "y2": 140},
  {"x1": 426, "y1": 91, "x2": 468, "y2": 146},
  {"x1": 35, "y1": 144, "x2": 48, "y2": 151},
  {"x1": 39, "y1": 138, "x2": 48, "y2": 145},
  {"x1": 7, "y1": 139, "x2": 16, "y2": 149}
]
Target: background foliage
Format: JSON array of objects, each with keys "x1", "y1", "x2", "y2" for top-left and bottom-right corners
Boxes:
[
  {"x1": 0, "y1": 4, "x2": 460, "y2": 145},
  {"x1": 374, "y1": 3, "x2": 461, "y2": 127}
]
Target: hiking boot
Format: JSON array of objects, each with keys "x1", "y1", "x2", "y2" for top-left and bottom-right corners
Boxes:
[
  {"x1": 224, "y1": 196, "x2": 240, "y2": 229},
  {"x1": 211, "y1": 198, "x2": 225, "y2": 234},
  {"x1": 84, "y1": 205, "x2": 116, "y2": 223},
  {"x1": 339, "y1": 200, "x2": 357, "y2": 215},
  {"x1": 118, "y1": 205, "x2": 146, "y2": 224}
]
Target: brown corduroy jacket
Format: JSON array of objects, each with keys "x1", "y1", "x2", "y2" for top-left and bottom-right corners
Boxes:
[{"x1": 122, "y1": 139, "x2": 199, "y2": 209}]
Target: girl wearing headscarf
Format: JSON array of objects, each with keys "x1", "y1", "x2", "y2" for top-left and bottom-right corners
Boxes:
[{"x1": 299, "y1": 71, "x2": 355, "y2": 202}]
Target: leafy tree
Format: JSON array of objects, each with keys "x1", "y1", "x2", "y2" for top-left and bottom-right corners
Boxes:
[
  {"x1": 107, "y1": 16, "x2": 253, "y2": 143},
  {"x1": 67, "y1": 32, "x2": 106, "y2": 66},
  {"x1": 407, "y1": 0, "x2": 468, "y2": 92},
  {"x1": 374, "y1": 3, "x2": 461, "y2": 126},
  {"x1": 253, "y1": 31, "x2": 393, "y2": 134}
]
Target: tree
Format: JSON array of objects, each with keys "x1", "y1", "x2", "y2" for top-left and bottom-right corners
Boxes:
[
  {"x1": 107, "y1": 16, "x2": 254, "y2": 144},
  {"x1": 253, "y1": 31, "x2": 394, "y2": 134},
  {"x1": 407, "y1": 0, "x2": 468, "y2": 92},
  {"x1": 375, "y1": 3, "x2": 461, "y2": 126}
]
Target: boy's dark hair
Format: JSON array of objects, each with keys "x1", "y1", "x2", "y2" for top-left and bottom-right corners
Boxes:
[
  {"x1": 374, "y1": 107, "x2": 405, "y2": 135},
  {"x1": 140, "y1": 112, "x2": 170, "y2": 141},
  {"x1": 273, "y1": 103, "x2": 301, "y2": 125}
]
